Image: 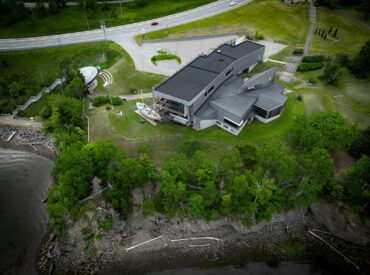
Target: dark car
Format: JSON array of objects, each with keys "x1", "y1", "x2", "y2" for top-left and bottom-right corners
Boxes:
[{"x1": 151, "y1": 22, "x2": 159, "y2": 26}]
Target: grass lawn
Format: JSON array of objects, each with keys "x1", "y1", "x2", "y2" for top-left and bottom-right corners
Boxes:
[
  {"x1": 0, "y1": 41, "x2": 118, "y2": 113},
  {"x1": 295, "y1": 68, "x2": 370, "y2": 129},
  {"x1": 144, "y1": 0, "x2": 310, "y2": 47},
  {"x1": 341, "y1": 5, "x2": 370, "y2": 24},
  {"x1": 0, "y1": 0, "x2": 215, "y2": 38},
  {"x1": 89, "y1": 92, "x2": 305, "y2": 161},
  {"x1": 97, "y1": 43, "x2": 165, "y2": 95},
  {"x1": 310, "y1": 7, "x2": 370, "y2": 56}
]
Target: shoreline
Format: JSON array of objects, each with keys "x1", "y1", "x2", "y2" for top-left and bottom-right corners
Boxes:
[{"x1": 0, "y1": 125, "x2": 56, "y2": 161}]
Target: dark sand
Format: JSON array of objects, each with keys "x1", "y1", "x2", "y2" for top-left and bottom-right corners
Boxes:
[{"x1": 0, "y1": 148, "x2": 54, "y2": 274}]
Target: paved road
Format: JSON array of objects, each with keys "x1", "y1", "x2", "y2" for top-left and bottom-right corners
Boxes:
[
  {"x1": 0, "y1": 0, "x2": 253, "y2": 51},
  {"x1": 24, "y1": 0, "x2": 133, "y2": 8},
  {"x1": 0, "y1": 116, "x2": 43, "y2": 129}
]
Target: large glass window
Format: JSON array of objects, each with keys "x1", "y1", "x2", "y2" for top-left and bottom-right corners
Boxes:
[
  {"x1": 224, "y1": 117, "x2": 239, "y2": 128},
  {"x1": 254, "y1": 106, "x2": 267, "y2": 118}
]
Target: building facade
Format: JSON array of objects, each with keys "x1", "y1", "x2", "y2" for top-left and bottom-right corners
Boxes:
[{"x1": 153, "y1": 40, "x2": 287, "y2": 135}]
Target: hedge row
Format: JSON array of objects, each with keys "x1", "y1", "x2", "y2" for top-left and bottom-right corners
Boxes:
[
  {"x1": 92, "y1": 96, "x2": 122, "y2": 107},
  {"x1": 302, "y1": 55, "x2": 330, "y2": 62},
  {"x1": 151, "y1": 54, "x2": 181, "y2": 65},
  {"x1": 293, "y1": 48, "x2": 303, "y2": 55},
  {"x1": 297, "y1": 62, "x2": 324, "y2": 72}
]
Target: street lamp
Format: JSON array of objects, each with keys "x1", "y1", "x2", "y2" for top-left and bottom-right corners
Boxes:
[
  {"x1": 119, "y1": 0, "x2": 123, "y2": 17},
  {"x1": 82, "y1": 0, "x2": 90, "y2": 30},
  {"x1": 100, "y1": 20, "x2": 108, "y2": 45}
]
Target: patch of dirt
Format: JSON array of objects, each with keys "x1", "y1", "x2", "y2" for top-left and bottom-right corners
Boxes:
[{"x1": 100, "y1": 54, "x2": 106, "y2": 63}]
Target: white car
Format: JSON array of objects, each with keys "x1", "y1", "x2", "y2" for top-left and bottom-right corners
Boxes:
[{"x1": 229, "y1": 1, "x2": 236, "y2": 6}]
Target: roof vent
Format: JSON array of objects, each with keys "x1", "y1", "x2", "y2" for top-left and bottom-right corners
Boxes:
[
  {"x1": 217, "y1": 50, "x2": 221, "y2": 53},
  {"x1": 218, "y1": 59, "x2": 224, "y2": 62}
]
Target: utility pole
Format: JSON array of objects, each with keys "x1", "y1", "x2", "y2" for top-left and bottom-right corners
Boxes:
[
  {"x1": 119, "y1": 0, "x2": 123, "y2": 17},
  {"x1": 107, "y1": 82, "x2": 114, "y2": 110},
  {"x1": 181, "y1": 0, "x2": 182, "y2": 12},
  {"x1": 100, "y1": 20, "x2": 108, "y2": 45},
  {"x1": 82, "y1": 0, "x2": 90, "y2": 30}
]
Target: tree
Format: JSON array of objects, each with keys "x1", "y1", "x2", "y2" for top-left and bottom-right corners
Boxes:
[
  {"x1": 339, "y1": 156, "x2": 370, "y2": 215},
  {"x1": 142, "y1": 198, "x2": 155, "y2": 217},
  {"x1": 48, "y1": 0, "x2": 60, "y2": 15},
  {"x1": 335, "y1": 52, "x2": 349, "y2": 67},
  {"x1": 187, "y1": 193, "x2": 205, "y2": 218},
  {"x1": 180, "y1": 140, "x2": 202, "y2": 158},
  {"x1": 35, "y1": 0, "x2": 48, "y2": 18},
  {"x1": 357, "y1": 0, "x2": 370, "y2": 19},
  {"x1": 237, "y1": 143, "x2": 257, "y2": 168},
  {"x1": 349, "y1": 127, "x2": 370, "y2": 159},
  {"x1": 65, "y1": 76, "x2": 86, "y2": 99},
  {"x1": 348, "y1": 40, "x2": 370, "y2": 78},
  {"x1": 319, "y1": 63, "x2": 342, "y2": 85},
  {"x1": 86, "y1": 0, "x2": 97, "y2": 10},
  {"x1": 289, "y1": 112, "x2": 353, "y2": 152},
  {"x1": 155, "y1": 170, "x2": 188, "y2": 217}
]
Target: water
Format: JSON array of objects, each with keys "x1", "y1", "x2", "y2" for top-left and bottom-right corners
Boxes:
[{"x1": 0, "y1": 148, "x2": 54, "y2": 275}]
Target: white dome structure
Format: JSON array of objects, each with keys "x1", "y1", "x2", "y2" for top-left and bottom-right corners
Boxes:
[{"x1": 79, "y1": 66, "x2": 98, "y2": 86}]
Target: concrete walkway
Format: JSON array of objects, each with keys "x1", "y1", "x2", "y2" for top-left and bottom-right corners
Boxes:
[
  {"x1": 280, "y1": 0, "x2": 316, "y2": 83},
  {"x1": 0, "y1": 116, "x2": 43, "y2": 129}
]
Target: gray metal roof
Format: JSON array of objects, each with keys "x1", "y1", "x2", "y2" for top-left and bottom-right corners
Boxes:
[
  {"x1": 189, "y1": 52, "x2": 235, "y2": 74},
  {"x1": 154, "y1": 40, "x2": 265, "y2": 103},
  {"x1": 155, "y1": 66, "x2": 218, "y2": 102},
  {"x1": 217, "y1": 40, "x2": 264, "y2": 59},
  {"x1": 210, "y1": 94, "x2": 255, "y2": 118},
  {"x1": 240, "y1": 67, "x2": 278, "y2": 91}
]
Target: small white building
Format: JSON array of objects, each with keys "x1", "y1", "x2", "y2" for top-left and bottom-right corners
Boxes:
[{"x1": 79, "y1": 66, "x2": 98, "y2": 94}]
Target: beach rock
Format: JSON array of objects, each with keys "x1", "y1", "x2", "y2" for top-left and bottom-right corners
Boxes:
[{"x1": 310, "y1": 201, "x2": 370, "y2": 246}]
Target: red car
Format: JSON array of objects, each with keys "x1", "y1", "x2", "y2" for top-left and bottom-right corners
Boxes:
[{"x1": 151, "y1": 22, "x2": 159, "y2": 26}]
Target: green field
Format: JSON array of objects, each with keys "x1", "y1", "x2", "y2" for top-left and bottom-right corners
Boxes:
[
  {"x1": 144, "y1": 0, "x2": 310, "y2": 46},
  {"x1": 96, "y1": 43, "x2": 165, "y2": 95},
  {"x1": 310, "y1": 7, "x2": 370, "y2": 56},
  {"x1": 0, "y1": 0, "x2": 215, "y2": 38},
  {"x1": 89, "y1": 92, "x2": 305, "y2": 161},
  {"x1": 0, "y1": 41, "x2": 118, "y2": 114},
  {"x1": 295, "y1": 68, "x2": 370, "y2": 129}
]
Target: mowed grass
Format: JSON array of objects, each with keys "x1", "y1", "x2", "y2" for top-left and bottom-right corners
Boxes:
[
  {"x1": 310, "y1": 7, "x2": 370, "y2": 56},
  {"x1": 97, "y1": 43, "x2": 165, "y2": 95},
  {"x1": 296, "y1": 68, "x2": 370, "y2": 129},
  {"x1": 89, "y1": 92, "x2": 305, "y2": 161},
  {"x1": 145, "y1": 0, "x2": 310, "y2": 46},
  {"x1": 0, "y1": 0, "x2": 215, "y2": 38}
]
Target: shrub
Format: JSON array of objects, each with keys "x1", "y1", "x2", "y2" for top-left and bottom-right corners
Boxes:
[
  {"x1": 128, "y1": 87, "x2": 136, "y2": 94},
  {"x1": 111, "y1": 96, "x2": 122, "y2": 106},
  {"x1": 335, "y1": 53, "x2": 349, "y2": 67},
  {"x1": 293, "y1": 48, "x2": 304, "y2": 55},
  {"x1": 142, "y1": 199, "x2": 155, "y2": 218},
  {"x1": 297, "y1": 62, "x2": 324, "y2": 72},
  {"x1": 92, "y1": 96, "x2": 109, "y2": 107},
  {"x1": 319, "y1": 63, "x2": 342, "y2": 85},
  {"x1": 255, "y1": 30, "x2": 264, "y2": 40},
  {"x1": 297, "y1": 95, "x2": 303, "y2": 101},
  {"x1": 308, "y1": 77, "x2": 317, "y2": 85},
  {"x1": 99, "y1": 217, "x2": 113, "y2": 230},
  {"x1": 106, "y1": 105, "x2": 111, "y2": 110},
  {"x1": 40, "y1": 105, "x2": 52, "y2": 119},
  {"x1": 302, "y1": 55, "x2": 330, "y2": 62},
  {"x1": 151, "y1": 54, "x2": 181, "y2": 65}
]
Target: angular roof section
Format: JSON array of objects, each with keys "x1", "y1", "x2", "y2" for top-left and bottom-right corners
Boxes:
[
  {"x1": 210, "y1": 94, "x2": 255, "y2": 118},
  {"x1": 154, "y1": 40, "x2": 265, "y2": 103},
  {"x1": 240, "y1": 67, "x2": 278, "y2": 91}
]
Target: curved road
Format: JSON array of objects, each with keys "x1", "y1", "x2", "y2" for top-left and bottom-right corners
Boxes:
[{"x1": 0, "y1": 0, "x2": 252, "y2": 51}]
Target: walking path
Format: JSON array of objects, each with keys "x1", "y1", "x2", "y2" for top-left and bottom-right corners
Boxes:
[
  {"x1": 119, "y1": 93, "x2": 153, "y2": 101},
  {"x1": 280, "y1": 0, "x2": 316, "y2": 83},
  {"x1": 337, "y1": 9, "x2": 370, "y2": 30},
  {"x1": 0, "y1": 116, "x2": 43, "y2": 129}
]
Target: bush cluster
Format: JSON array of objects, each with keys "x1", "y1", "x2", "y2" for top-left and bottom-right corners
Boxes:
[
  {"x1": 297, "y1": 62, "x2": 324, "y2": 72},
  {"x1": 293, "y1": 48, "x2": 304, "y2": 55},
  {"x1": 151, "y1": 54, "x2": 181, "y2": 65},
  {"x1": 255, "y1": 30, "x2": 264, "y2": 40},
  {"x1": 302, "y1": 55, "x2": 330, "y2": 62},
  {"x1": 92, "y1": 96, "x2": 122, "y2": 107}
]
